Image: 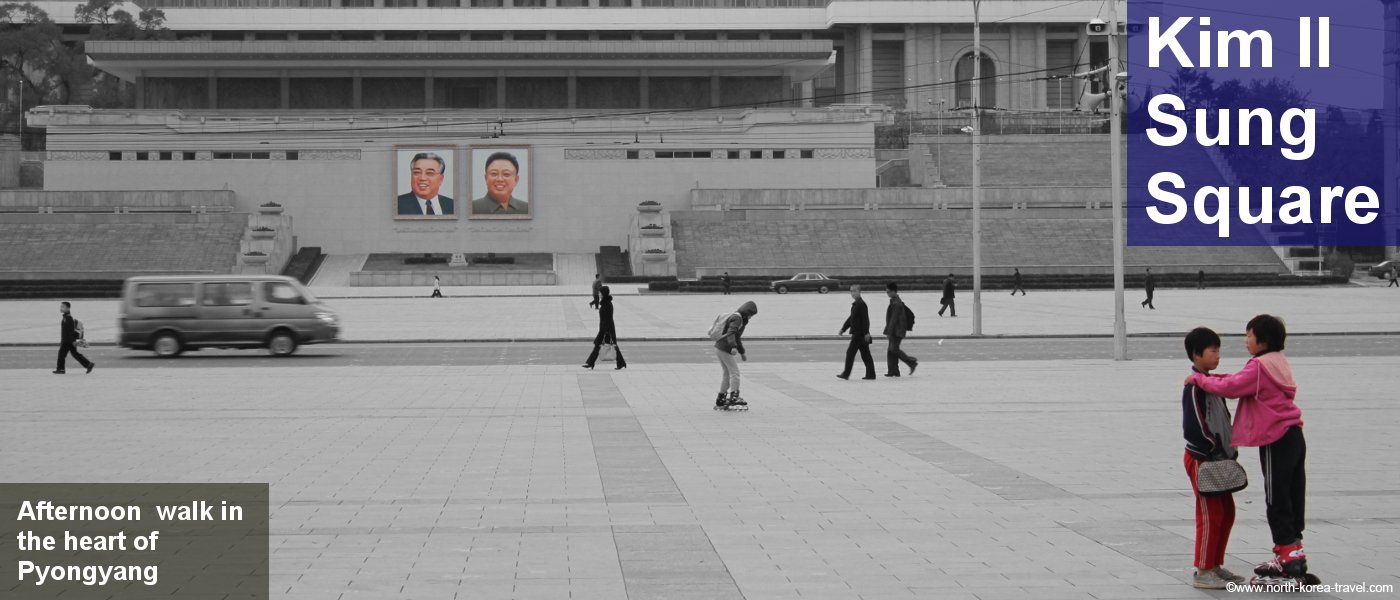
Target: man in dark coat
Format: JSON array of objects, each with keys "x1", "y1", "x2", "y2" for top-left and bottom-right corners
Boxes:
[
  {"x1": 1142, "y1": 268, "x2": 1156, "y2": 309},
  {"x1": 883, "y1": 283, "x2": 918, "y2": 377},
  {"x1": 55, "y1": 301, "x2": 94, "y2": 374},
  {"x1": 721, "y1": 272, "x2": 732, "y2": 295},
  {"x1": 938, "y1": 273, "x2": 957, "y2": 317},
  {"x1": 590, "y1": 273, "x2": 603, "y2": 309},
  {"x1": 1011, "y1": 267, "x2": 1026, "y2": 296},
  {"x1": 837, "y1": 285, "x2": 877, "y2": 380},
  {"x1": 583, "y1": 286, "x2": 626, "y2": 369}
]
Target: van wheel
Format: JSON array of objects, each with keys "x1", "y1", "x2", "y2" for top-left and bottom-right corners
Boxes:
[
  {"x1": 267, "y1": 331, "x2": 297, "y2": 356},
  {"x1": 152, "y1": 332, "x2": 183, "y2": 357}
]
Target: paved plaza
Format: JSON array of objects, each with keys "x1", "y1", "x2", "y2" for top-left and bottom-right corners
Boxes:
[{"x1": 2, "y1": 284, "x2": 1398, "y2": 599}]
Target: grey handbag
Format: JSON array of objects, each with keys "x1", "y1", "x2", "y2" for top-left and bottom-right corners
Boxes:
[{"x1": 1197, "y1": 456, "x2": 1248, "y2": 496}]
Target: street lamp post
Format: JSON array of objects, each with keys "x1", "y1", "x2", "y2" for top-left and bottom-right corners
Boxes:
[
  {"x1": 971, "y1": 0, "x2": 983, "y2": 336},
  {"x1": 1108, "y1": 0, "x2": 1127, "y2": 360}
]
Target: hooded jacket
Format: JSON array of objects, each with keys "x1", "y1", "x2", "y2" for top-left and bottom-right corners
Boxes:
[
  {"x1": 1187, "y1": 352, "x2": 1302, "y2": 447},
  {"x1": 714, "y1": 301, "x2": 757, "y2": 354}
]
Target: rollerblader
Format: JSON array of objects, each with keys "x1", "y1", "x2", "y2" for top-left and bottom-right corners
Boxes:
[{"x1": 709, "y1": 301, "x2": 757, "y2": 410}]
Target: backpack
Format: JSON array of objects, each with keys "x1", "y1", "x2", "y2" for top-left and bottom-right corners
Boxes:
[
  {"x1": 707, "y1": 312, "x2": 738, "y2": 341},
  {"x1": 903, "y1": 305, "x2": 916, "y2": 331},
  {"x1": 74, "y1": 318, "x2": 88, "y2": 347}
]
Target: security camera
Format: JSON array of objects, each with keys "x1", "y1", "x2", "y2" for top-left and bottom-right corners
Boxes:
[{"x1": 1087, "y1": 18, "x2": 1108, "y2": 36}]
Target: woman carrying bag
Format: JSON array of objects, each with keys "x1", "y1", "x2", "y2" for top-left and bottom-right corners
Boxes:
[{"x1": 582, "y1": 286, "x2": 627, "y2": 370}]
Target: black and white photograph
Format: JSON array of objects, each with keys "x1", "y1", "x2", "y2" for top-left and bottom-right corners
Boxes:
[{"x1": 2, "y1": 0, "x2": 1398, "y2": 598}]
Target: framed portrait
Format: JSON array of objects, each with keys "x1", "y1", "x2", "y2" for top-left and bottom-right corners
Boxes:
[
  {"x1": 468, "y1": 145, "x2": 532, "y2": 220},
  {"x1": 393, "y1": 146, "x2": 458, "y2": 220}
]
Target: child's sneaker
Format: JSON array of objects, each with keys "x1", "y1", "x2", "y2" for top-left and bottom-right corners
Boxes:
[
  {"x1": 1254, "y1": 543, "x2": 1307, "y2": 577},
  {"x1": 1213, "y1": 567, "x2": 1245, "y2": 584},
  {"x1": 1192, "y1": 569, "x2": 1229, "y2": 589}
]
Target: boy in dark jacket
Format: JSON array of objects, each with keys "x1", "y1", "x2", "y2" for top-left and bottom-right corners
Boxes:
[
  {"x1": 883, "y1": 283, "x2": 918, "y2": 377},
  {"x1": 714, "y1": 301, "x2": 757, "y2": 408},
  {"x1": 1181, "y1": 327, "x2": 1243, "y2": 589},
  {"x1": 55, "y1": 301, "x2": 94, "y2": 374}
]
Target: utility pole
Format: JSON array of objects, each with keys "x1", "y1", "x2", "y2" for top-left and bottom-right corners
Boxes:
[
  {"x1": 1109, "y1": 0, "x2": 1127, "y2": 360},
  {"x1": 971, "y1": 0, "x2": 983, "y2": 336}
]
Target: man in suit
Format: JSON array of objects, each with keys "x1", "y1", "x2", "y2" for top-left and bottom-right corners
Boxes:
[
  {"x1": 883, "y1": 283, "x2": 918, "y2": 377},
  {"x1": 837, "y1": 284, "x2": 876, "y2": 380},
  {"x1": 471, "y1": 151, "x2": 529, "y2": 215},
  {"x1": 1142, "y1": 267, "x2": 1156, "y2": 309},
  {"x1": 55, "y1": 301, "x2": 94, "y2": 374},
  {"x1": 938, "y1": 273, "x2": 957, "y2": 317},
  {"x1": 397, "y1": 152, "x2": 455, "y2": 216}
]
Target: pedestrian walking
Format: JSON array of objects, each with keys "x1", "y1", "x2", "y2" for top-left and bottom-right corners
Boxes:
[
  {"x1": 883, "y1": 283, "x2": 918, "y2": 377},
  {"x1": 1185, "y1": 315, "x2": 1310, "y2": 582},
  {"x1": 710, "y1": 300, "x2": 757, "y2": 408},
  {"x1": 431, "y1": 275, "x2": 443, "y2": 298},
  {"x1": 937, "y1": 273, "x2": 956, "y2": 317},
  {"x1": 721, "y1": 272, "x2": 732, "y2": 295},
  {"x1": 1142, "y1": 268, "x2": 1156, "y2": 309},
  {"x1": 1010, "y1": 268, "x2": 1026, "y2": 296},
  {"x1": 582, "y1": 286, "x2": 626, "y2": 370},
  {"x1": 54, "y1": 301, "x2": 94, "y2": 374},
  {"x1": 590, "y1": 273, "x2": 603, "y2": 309},
  {"x1": 1388, "y1": 265, "x2": 1397, "y2": 288},
  {"x1": 1197, "y1": 269, "x2": 1206, "y2": 290},
  {"x1": 836, "y1": 284, "x2": 876, "y2": 381},
  {"x1": 1180, "y1": 327, "x2": 1245, "y2": 589}
]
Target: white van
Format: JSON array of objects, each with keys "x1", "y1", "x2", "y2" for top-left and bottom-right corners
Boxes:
[{"x1": 118, "y1": 275, "x2": 340, "y2": 357}]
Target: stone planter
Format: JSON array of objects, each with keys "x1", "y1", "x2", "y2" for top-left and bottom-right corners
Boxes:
[
  {"x1": 641, "y1": 252, "x2": 668, "y2": 262},
  {"x1": 637, "y1": 204, "x2": 662, "y2": 213},
  {"x1": 258, "y1": 205, "x2": 284, "y2": 215},
  {"x1": 242, "y1": 254, "x2": 269, "y2": 265},
  {"x1": 639, "y1": 228, "x2": 665, "y2": 237},
  {"x1": 250, "y1": 229, "x2": 276, "y2": 240}
]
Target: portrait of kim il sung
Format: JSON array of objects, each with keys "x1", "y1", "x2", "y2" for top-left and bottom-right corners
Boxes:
[
  {"x1": 394, "y1": 147, "x2": 457, "y2": 219},
  {"x1": 469, "y1": 146, "x2": 532, "y2": 219}
]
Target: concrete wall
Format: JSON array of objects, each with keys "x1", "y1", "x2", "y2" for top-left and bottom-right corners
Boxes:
[{"x1": 34, "y1": 109, "x2": 881, "y2": 255}]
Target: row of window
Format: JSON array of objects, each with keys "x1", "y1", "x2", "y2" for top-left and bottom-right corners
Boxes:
[
  {"x1": 628, "y1": 149, "x2": 816, "y2": 159},
  {"x1": 109, "y1": 152, "x2": 301, "y2": 161},
  {"x1": 135, "y1": 281, "x2": 305, "y2": 308},
  {"x1": 139, "y1": 0, "x2": 826, "y2": 9}
]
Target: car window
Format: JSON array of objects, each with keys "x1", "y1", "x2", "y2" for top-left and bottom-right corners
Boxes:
[
  {"x1": 264, "y1": 282, "x2": 303, "y2": 305},
  {"x1": 203, "y1": 282, "x2": 253, "y2": 306},
  {"x1": 135, "y1": 283, "x2": 195, "y2": 307}
]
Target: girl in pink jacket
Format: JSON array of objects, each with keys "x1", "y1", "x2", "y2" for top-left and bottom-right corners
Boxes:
[{"x1": 1185, "y1": 314, "x2": 1308, "y2": 581}]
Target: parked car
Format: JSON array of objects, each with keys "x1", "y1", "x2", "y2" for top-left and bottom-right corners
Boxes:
[
  {"x1": 770, "y1": 273, "x2": 842, "y2": 294},
  {"x1": 1367, "y1": 260, "x2": 1399, "y2": 279},
  {"x1": 118, "y1": 275, "x2": 340, "y2": 357}
]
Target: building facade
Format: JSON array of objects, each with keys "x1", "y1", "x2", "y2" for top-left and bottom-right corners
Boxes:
[{"x1": 26, "y1": 0, "x2": 1127, "y2": 256}]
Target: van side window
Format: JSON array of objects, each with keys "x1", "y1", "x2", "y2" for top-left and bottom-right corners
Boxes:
[
  {"x1": 203, "y1": 282, "x2": 253, "y2": 306},
  {"x1": 264, "y1": 282, "x2": 303, "y2": 305},
  {"x1": 135, "y1": 283, "x2": 195, "y2": 307}
]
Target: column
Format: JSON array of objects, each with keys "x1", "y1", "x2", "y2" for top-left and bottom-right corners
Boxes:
[
  {"x1": 931, "y1": 25, "x2": 944, "y2": 108},
  {"x1": 352, "y1": 70, "x2": 362, "y2": 110},
  {"x1": 496, "y1": 71, "x2": 507, "y2": 108},
  {"x1": 280, "y1": 70, "x2": 290, "y2": 110},
  {"x1": 1035, "y1": 25, "x2": 1047, "y2": 109},
  {"x1": 904, "y1": 24, "x2": 918, "y2": 110},
  {"x1": 857, "y1": 24, "x2": 873, "y2": 105},
  {"x1": 800, "y1": 79, "x2": 814, "y2": 108},
  {"x1": 425, "y1": 70, "x2": 435, "y2": 109},
  {"x1": 567, "y1": 70, "x2": 577, "y2": 109},
  {"x1": 135, "y1": 74, "x2": 145, "y2": 109},
  {"x1": 639, "y1": 72, "x2": 649, "y2": 109},
  {"x1": 208, "y1": 74, "x2": 218, "y2": 109},
  {"x1": 710, "y1": 72, "x2": 721, "y2": 108}
]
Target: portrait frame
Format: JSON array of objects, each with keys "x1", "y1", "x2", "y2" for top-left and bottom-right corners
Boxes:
[
  {"x1": 467, "y1": 145, "x2": 533, "y2": 220},
  {"x1": 393, "y1": 145, "x2": 459, "y2": 220}
]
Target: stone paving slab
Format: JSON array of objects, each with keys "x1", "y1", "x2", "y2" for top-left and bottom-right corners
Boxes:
[
  {"x1": 2, "y1": 355, "x2": 1397, "y2": 599},
  {"x1": 3, "y1": 285, "x2": 1399, "y2": 345}
]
